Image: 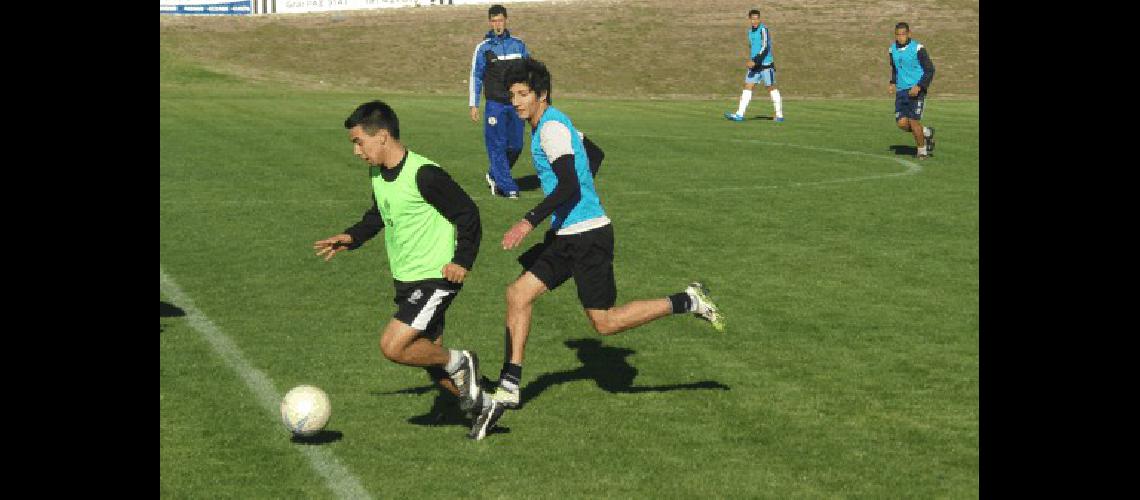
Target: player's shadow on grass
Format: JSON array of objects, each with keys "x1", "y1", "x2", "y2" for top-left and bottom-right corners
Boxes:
[
  {"x1": 889, "y1": 145, "x2": 918, "y2": 156},
  {"x1": 290, "y1": 430, "x2": 344, "y2": 445},
  {"x1": 521, "y1": 339, "x2": 730, "y2": 406},
  {"x1": 386, "y1": 338, "x2": 728, "y2": 428},
  {"x1": 374, "y1": 376, "x2": 498, "y2": 428},
  {"x1": 160, "y1": 301, "x2": 185, "y2": 332},
  {"x1": 748, "y1": 115, "x2": 775, "y2": 121}
]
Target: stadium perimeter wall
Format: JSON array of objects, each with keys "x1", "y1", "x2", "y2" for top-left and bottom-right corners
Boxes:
[{"x1": 161, "y1": 0, "x2": 558, "y2": 15}]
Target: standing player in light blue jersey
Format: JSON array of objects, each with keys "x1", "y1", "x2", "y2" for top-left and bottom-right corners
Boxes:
[
  {"x1": 889, "y1": 22, "x2": 937, "y2": 159},
  {"x1": 725, "y1": 8, "x2": 784, "y2": 122},
  {"x1": 467, "y1": 58, "x2": 726, "y2": 441}
]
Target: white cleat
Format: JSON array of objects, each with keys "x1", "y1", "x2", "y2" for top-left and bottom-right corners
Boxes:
[{"x1": 686, "y1": 282, "x2": 725, "y2": 332}]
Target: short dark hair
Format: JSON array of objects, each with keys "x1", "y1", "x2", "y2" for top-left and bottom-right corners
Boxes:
[
  {"x1": 344, "y1": 100, "x2": 400, "y2": 139},
  {"x1": 488, "y1": 4, "x2": 507, "y2": 18},
  {"x1": 506, "y1": 57, "x2": 553, "y2": 105},
  {"x1": 895, "y1": 22, "x2": 910, "y2": 31},
  {"x1": 748, "y1": 9, "x2": 760, "y2": 17}
]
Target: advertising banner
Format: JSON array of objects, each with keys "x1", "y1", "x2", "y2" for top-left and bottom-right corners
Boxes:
[{"x1": 161, "y1": 0, "x2": 253, "y2": 15}]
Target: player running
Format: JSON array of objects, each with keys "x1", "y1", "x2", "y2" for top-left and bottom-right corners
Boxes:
[
  {"x1": 889, "y1": 22, "x2": 937, "y2": 159},
  {"x1": 315, "y1": 100, "x2": 492, "y2": 424},
  {"x1": 468, "y1": 58, "x2": 726, "y2": 441}
]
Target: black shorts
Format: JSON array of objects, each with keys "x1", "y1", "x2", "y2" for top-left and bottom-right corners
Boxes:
[
  {"x1": 518, "y1": 224, "x2": 617, "y2": 310},
  {"x1": 895, "y1": 89, "x2": 926, "y2": 121},
  {"x1": 391, "y1": 279, "x2": 461, "y2": 341}
]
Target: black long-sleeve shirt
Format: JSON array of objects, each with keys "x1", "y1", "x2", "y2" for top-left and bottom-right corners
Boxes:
[
  {"x1": 522, "y1": 134, "x2": 606, "y2": 227},
  {"x1": 342, "y1": 154, "x2": 481, "y2": 270}
]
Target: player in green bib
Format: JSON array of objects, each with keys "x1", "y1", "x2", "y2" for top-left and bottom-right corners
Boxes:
[{"x1": 314, "y1": 100, "x2": 493, "y2": 424}]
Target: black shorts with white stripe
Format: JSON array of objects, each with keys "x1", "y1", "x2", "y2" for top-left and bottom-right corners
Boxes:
[{"x1": 392, "y1": 278, "x2": 462, "y2": 341}]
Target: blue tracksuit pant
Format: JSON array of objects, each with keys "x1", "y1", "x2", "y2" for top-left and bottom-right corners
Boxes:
[{"x1": 483, "y1": 99, "x2": 524, "y2": 193}]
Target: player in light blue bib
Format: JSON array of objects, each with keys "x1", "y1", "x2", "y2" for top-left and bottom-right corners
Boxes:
[
  {"x1": 889, "y1": 22, "x2": 937, "y2": 159},
  {"x1": 466, "y1": 58, "x2": 727, "y2": 441},
  {"x1": 725, "y1": 8, "x2": 784, "y2": 122}
]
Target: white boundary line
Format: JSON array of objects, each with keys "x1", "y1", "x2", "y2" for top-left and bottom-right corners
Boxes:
[
  {"x1": 160, "y1": 268, "x2": 373, "y2": 500},
  {"x1": 158, "y1": 140, "x2": 920, "y2": 204}
]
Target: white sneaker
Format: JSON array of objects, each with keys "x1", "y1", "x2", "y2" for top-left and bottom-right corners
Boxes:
[{"x1": 685, "y1": 282, "x2": 725, "y2": 332}]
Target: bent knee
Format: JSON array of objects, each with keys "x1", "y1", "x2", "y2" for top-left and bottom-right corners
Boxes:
[
  {"x1": 378, "y1": 335, "x2": 405, "y2": 363},
  {"x1": 506, "y1": 281, "x2": 536, "y2": 306},
  {"x1": 588, "y1": 313, "x2": 621, "y2": 336}
]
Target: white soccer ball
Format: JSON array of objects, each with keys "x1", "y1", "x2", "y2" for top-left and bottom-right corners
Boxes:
[{"x1": 280, "y1": 385, "x2": 331, "y2": 437}]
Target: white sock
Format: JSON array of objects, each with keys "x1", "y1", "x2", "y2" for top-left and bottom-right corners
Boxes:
[
  {"x1": 918, "y1": 145, "x2": 927, "y2": 155},
  {"x1": 735, "y1": 89, "x2": 752, "y2": 116},
  {"x1": 770, "y1": 89, "x2": 783, "y2": 118},
  {"x1": 923, "y1": 126, "x2": 931, "y2": 137},
  {"x1": 444, "y1": 350, "x2": 463, "y2": 374}
]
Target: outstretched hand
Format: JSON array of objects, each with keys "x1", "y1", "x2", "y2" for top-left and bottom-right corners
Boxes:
[
  {"x1": 314, "y1": 234, "x2": 353, "y2": 262},
  {"x1": 501, "y1": 219, "x2": 534, "y2": 250}
]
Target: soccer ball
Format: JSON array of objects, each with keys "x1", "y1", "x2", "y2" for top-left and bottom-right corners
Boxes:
[{"x1": 280, "y1": 385, "x2": 331, "y2": 437}]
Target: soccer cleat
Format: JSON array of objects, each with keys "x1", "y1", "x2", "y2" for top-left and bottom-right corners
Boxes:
[
  {"x1": 917, "y1": 154, "x2": 930, "y2": 160},
  {"x1": 507, "y1": 191, "x2": 519, "y2": 199},
  {"x1": 925, "y1": 127, "x2": 936, "y2": 154},
  {"x1": 685, "y1": 281, "x2": 725, "y2": 332},
  {"x1": 774, "y1": 116, "x2": 785, "y2": 123},
  {"x1": 467, "y1": 399, "x2": 506, "y2": 441},
  {"x1": 490, "y1": 386, "x2": 520, "y2": 409},
  {"x1": 723, "y1": 112, "x2": 744, "y2": 122},
  {"x1": 452, "y1": 351, "x2": 482, "y2": 415}
]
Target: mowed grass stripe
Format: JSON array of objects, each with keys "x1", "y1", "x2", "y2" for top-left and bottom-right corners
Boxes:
[{"x1": 160, "y1": 268, "x2": 374, "y2": 500}]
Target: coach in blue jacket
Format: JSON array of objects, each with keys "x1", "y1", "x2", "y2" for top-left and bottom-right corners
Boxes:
[{"x1": 468, "y1": 4, "x2": 529, "y2": 199}]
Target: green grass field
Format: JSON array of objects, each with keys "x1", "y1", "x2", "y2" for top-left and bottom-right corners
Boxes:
[{"x1": 160, "y1": 39, "x2": 978, "y2": 498}]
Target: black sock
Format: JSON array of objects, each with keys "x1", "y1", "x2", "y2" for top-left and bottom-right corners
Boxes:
[
  {"x1": 499, "y1": 362, "x2": 522, "y2": 392},
  {"x1": 668, "y1": 292, "x2": 692, "y2": 314}
]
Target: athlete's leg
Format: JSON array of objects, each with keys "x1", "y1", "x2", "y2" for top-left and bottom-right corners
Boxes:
[
  {"x1": 584, "y1": 300, "x2": 673, "y2": 336},
  {"x1": 379, "y1": 319, "x2": 450, "y2": 367},
  {"x1": 505, "y1": 107, "x2": 524, "y2": 171},
  {"x1": 423, "y1": 336, "x2": 460, "y2": 397},
  {"x1": 764, "y1": 69, "x2": 783, "y2": 119},
  {"x1": 485, "y1": 101, "x2": 520, "y2": 194},
  {"x1": 735, "y1": 81, "x2": 757, "y2": 116},
  {"x1": 504, "y1": 272, "x2": 550, "y2": 366},
  {"x1": 910, "y1": 118, "x2": 926, "y2": 148}
]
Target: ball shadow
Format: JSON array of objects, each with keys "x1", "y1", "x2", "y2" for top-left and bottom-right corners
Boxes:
[{"x1": 290, "y1": 430, "x2": 344, "y2": 445}]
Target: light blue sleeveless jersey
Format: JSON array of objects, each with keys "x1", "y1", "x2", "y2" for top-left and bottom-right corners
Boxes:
[
  {"x1": 749, "y1": 24, "x2": 773, "y2": 66},
  {"x1": 890, "y1": 39, "x2": 926, "y2": 90},
  {"x1": 531, "y1": 106, "x2": 606, "y2": 231}
]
